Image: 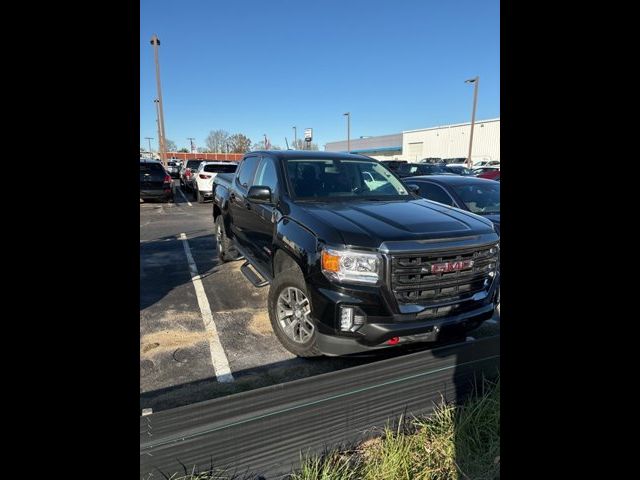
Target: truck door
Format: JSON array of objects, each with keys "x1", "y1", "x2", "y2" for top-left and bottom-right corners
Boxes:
[
  {"x1": 228, "y1": 155, "x2": 260, "y2": 251},
  {"x1": 245, "y1": 156, "x2": 281, "y2": 274}
]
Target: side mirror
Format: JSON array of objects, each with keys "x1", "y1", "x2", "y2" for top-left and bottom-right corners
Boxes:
[
  {"x1": 406, "y1": 183, "x2": 420, "y2": 194},
  {"x1": 247, "y1": 185, "x2": 273, "y2": 204}
]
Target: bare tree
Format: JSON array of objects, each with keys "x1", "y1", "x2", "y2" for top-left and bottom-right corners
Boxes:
[
  {"x1": 292, "y1": 139, "x2": 319, "y2": 150},
  {"x1": 251, "y1": 141, "x2": 283, "y2": 151},
  {"x1": 206, "y1": 130, "x2": 230, "y2": 153},
  {"x1": 228, "y1": 133, "x2": 252, "y2": 153},
  {"x1": 165, "y1": 139, "x2": 177, "y2": 152}
]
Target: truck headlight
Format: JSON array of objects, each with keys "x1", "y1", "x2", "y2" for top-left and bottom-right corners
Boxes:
[{"x1": 321, "y1": 248, "x2": 381, "y2": 284}]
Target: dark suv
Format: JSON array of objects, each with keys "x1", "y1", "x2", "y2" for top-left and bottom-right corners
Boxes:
[
  {"x1": 140, "y1": 160, "x2": 173, "y2": 202},
  {"x1": 213, "y1": 151, "x2": 499, "y2": 357}
]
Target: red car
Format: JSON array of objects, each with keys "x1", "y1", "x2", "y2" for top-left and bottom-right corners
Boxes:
[{"x1": 477, "y1": 169, "x2": 500, "y2": 181}]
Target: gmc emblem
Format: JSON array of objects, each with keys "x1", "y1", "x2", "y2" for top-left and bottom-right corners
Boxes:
[{"x1": 430, "y1": 260, "x2": 474, "y2": 274}]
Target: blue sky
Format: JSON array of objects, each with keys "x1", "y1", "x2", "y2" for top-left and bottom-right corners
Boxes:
[{"x1": 140, "y1": 0, "x2": 499, "y2": 151}]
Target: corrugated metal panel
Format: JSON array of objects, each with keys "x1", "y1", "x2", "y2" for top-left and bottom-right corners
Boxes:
[
  {"x1": 325, "y1": 133, "x2": 403, "y2": 152},
  {"x1": 140, "y1": 335, "x2": 499, "y2": 479},
  {"x1": 402, "y1": 119, "x2": 500, "y2": 161}
]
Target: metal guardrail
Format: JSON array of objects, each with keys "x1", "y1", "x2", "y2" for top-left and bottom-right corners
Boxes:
[{"x1": 140, "y1": 335, "x2": 500, "y2": 479}]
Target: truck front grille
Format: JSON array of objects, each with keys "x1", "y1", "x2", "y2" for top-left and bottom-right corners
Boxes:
[{"x1": 390, "y1": 244, "x2": 499, "y2": 305}]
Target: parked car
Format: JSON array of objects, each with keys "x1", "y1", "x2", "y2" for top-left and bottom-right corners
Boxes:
[
  {"x1": 379, "y1": 160, "x2": 408, "y2": 173},
  {"x1": 474, "y1": 160, "x2": 501, "y2": 168},
  {"x1": 395, "y1": 163, "x2": 454, "y2": 178},
  {"x1": 472, "y1": 166, "x2": 500, "y2": 176},
  {"x1": 443, "y1": 157, "x2": 468, "y2": 165},
  {"x1": 402, "y1": 175, "x2": 500, "y2": 234},
  {"x1": 478, "y1": 170, "x2": 500, "y2": 181},
  {"x1": 179, "y1": 159, "x2": 205, "y2": 191},
  {"x1": 212, "y1": 151, "x2": 499, "y2": 357},
  {"x1": 166, "y1": 160, "x2": 182, "y2": 179},
  {"x1": 444, "y1": 165, "x2": 475, "y2": 176},
  {"x1": 193, "y1": 161, "x2": 238, "y2": 203},
  {"x1": 417, "y1": 157, "x2": 442, "y2": 164},
  {"x1": 140, "y1": 159, "x2": 173, "y2": 202}
]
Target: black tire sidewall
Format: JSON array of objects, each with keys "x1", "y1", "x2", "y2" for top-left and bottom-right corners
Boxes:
[
  {"x1": 215, "y1": 216, "x2": 229, "y2": 262},
  {"x1": 268, "y1": 269, "x2": 321, "y2": 357}
]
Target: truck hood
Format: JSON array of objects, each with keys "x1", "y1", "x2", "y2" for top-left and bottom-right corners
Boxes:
[{"x1": 294, "y1": 198, "x2": 496, "y2": 249}]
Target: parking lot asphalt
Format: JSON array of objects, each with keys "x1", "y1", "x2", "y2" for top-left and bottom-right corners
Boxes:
[{"x1": 140, "y1": 181, "x2": 500, "y2": 412}]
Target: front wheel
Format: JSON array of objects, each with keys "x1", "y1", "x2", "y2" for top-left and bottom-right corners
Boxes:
[{"x1": 268, "y1": 269, "x2": 322, "y2": 357}]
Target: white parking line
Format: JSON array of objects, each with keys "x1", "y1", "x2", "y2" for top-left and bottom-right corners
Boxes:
[
  {"x1": 177, "y1": 187, "x2": 193, "y2": 207},
  {"x1": 179, "y1": 232, "x2": 234, "y2": 383}
]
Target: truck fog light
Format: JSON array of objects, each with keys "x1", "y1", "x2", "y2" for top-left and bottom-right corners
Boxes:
[
  {"x1": 340, "y1": 307, "x2": 354, "y2": 331},
  {"x1": 340, "y1": 306, "x2": 366, "y2": 331}
]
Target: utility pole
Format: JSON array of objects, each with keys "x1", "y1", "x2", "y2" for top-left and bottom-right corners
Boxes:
[
  {"x1": 187, "y1": 137, "x2": 195, "y2": 153},
  {"x1": 144, "y1": 137, "x2": 153, "y2": 157},
  {"x1": 465, "y1": 76, "x2": 479, "y2": 169},
  {"x1": 154, "y1": 99, "x2": 162, "y2": 161},
  {"x1": 150, "y1": 34, "x2": 167, "y2": 166},
  {"x1": 293, "y1": 126, "x2": 297, "y2": 149}
]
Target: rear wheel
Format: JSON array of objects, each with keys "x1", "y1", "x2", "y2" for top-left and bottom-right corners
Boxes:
[{"x1": 268, "y1": 269, "x2": 322, "y2": 357}]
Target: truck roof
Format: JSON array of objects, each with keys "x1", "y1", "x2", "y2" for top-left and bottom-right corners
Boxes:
[{"x1": 249, "y1": 150, "x2": 373, "y2": 161}]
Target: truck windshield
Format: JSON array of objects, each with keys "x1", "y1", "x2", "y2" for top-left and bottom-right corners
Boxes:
[{"x1": 285, "y1": 158, "x2": 410, "y2": 200}]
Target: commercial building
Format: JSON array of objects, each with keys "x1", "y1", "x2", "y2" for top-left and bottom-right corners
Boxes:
[
  {"x1": 324, "y1": 118, "x2": 500, "y2": 162},
  {"x1": 324, "y1": 133, "x2": 403, "y2": 160}
]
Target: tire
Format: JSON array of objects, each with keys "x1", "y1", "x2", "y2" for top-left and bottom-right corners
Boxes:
[
  {"x1": 215, "y1": 216, "x2": 237, "y2": 263},
  {"x1": 268, "y1": 268, "x2": 322, "y2": 357}
]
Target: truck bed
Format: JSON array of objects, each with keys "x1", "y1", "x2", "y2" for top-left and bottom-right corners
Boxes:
[{"x1": 214, "y1": 172, "x2": 234, "y2": 187}]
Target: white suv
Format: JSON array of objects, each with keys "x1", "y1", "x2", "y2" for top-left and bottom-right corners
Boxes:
[{"x1": 193, "y1": 161, "x2": 238, "y2": 202}]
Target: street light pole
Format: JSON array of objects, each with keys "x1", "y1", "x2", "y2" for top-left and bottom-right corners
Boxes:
[
  {"x1": 187, "y1": 137, "x2": 195, "y2": 154},
  {"x1": 293, "y1": 126, "x2": 297, "y2": 148},
  {"x1": 465, "y1": 76, "x2": 479, "y2": 169},
  {"x1": 343, "y1": 112, "x2": 351, "y2": 153},
  {"x1": 151, "y1": 34, "x2": 167, "y2": 166}
]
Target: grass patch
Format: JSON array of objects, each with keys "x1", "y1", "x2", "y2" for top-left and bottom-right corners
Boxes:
[{"x1": 159, "y1": 376, "x2": 499, "y2": 480}]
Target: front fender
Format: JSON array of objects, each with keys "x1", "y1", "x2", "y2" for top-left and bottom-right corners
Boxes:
[{"x1": 274, "y1": 218, "x2": 319, "y2": 278}]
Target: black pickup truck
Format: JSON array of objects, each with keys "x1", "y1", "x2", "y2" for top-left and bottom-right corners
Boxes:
[{"x1": 212, "y1": 151, "x2": 499, "y2": 357}]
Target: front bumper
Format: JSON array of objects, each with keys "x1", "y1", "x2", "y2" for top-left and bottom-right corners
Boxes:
[
  {"x1": 308, "y1": 270, "x2": 499, "y2": 356},
  {"x1": 316, "y1": 303, "x2": 495, "y2": 356}
]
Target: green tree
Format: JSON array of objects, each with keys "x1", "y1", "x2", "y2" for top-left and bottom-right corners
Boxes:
[
  {"x1": 228, "y1": 133, "x2": 252, "y2": 153},
  {"x1": 178, "y1": 147, "x2": 189, "y2": 153}
]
